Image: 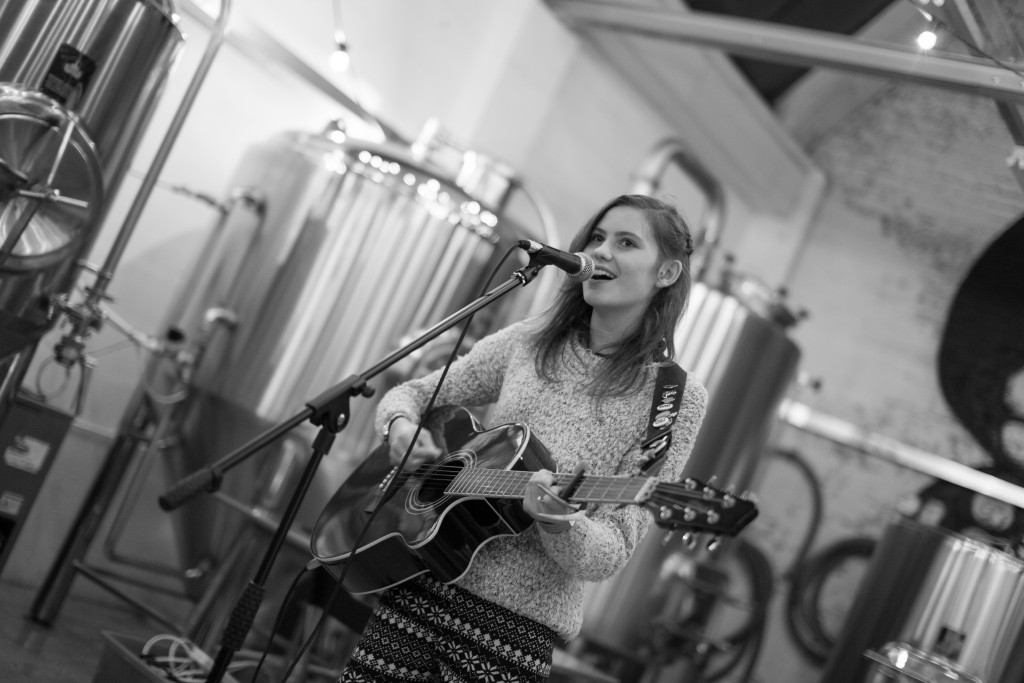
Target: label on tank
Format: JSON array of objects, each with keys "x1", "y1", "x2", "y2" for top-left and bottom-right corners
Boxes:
[
  {"x1": 40, "y1": 44, "x2": 96, "y2": 109},
  {"x1": 935, "y1": 625, "x2": 965, "y2": 661}
]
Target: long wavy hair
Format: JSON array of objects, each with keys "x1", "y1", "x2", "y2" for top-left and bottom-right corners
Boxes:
[{"x1": 531, "y1": 194, "x2": 694, "y2": 398}]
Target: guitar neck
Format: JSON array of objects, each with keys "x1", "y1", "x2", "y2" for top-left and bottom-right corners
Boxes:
[{"x1": 447, "y1": 468, "x2": 656, "y2": 505}]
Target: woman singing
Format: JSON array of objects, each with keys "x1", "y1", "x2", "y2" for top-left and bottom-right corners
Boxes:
[{"x1": 339, "y1": 194, "x2": 708, "y2": 682}]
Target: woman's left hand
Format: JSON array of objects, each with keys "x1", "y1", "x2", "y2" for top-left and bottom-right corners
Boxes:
[{"x1": 523, "y1": 469, "x2": 584, "y2": 533}]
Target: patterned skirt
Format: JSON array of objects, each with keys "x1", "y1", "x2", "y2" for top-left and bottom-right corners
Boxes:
[{"x1": 337, "y1": 575, "x2": 556, "y2": 682}]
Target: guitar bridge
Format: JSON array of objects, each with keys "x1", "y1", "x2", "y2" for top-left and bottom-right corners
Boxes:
[{"x1": 364, "y1": 465, "x2": 398, "y2": 514}]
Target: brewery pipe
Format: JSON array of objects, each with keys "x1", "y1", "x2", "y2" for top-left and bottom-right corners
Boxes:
[
  {"x1": 549, "y1": 0, "x2": 1024, "y2": 103},
  {"x1": 52, "y1": 0, "x2": 233, "y2": 366},
  {"x1": 29, "y1": 0, "x2": 234, "y2": 626},
  {"x1": 780, "y1": 399, "x2": 1024, "y2": 508},
  {"x1": 631, "y1": 138, "x2": 725, "y2": 284}
]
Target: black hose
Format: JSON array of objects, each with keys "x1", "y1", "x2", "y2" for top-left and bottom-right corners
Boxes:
[
  {"x1": 702, "y1": 539, "x2": 774, "y2": 682},
  {"x1": 699, "y1": 448, "x2": 822, "y2": 681},
  {"x1": 769, "y1": 448, "x2": 824, "y2": 578},
  {"x1": 783, "y1": 536, "x2": 877, "y2": 665}
]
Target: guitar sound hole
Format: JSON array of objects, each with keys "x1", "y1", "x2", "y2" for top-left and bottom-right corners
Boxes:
[{"x1": 417, "y1": 458, "x2": 464, "y2": 505}]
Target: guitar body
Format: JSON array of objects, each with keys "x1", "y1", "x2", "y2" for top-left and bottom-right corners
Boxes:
[{"x1": 311, "y1": 407, "x2": 555, "y2": 595}]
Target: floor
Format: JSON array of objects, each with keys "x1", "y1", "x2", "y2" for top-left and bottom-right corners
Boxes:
[
  {"x1": 0, "y1": 577, "x2": 325, "y2": 683},
  {"x1": 0, "y1": 577, "x2": 620, "y2": 683},
  {"x1": 0, "y1": 579, "x2": 158, "y2": 683}
]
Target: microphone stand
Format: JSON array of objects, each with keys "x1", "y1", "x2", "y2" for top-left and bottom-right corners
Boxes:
[{"x1": 158, "y1": 263, "x2": 545, "y2": 683}]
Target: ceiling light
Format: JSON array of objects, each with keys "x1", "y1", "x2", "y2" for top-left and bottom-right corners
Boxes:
[
  {"x1": 330, "y1": 45, "x2": 350, "y2": 72},
  {"x1": 916, "y1": 29, "x2": 938, "y2": 50},
  {"x1": 331, "y1": 0, "x2": 350, "y2": 72}
]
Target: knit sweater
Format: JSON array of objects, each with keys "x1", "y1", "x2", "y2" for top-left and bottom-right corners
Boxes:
[{"x1": 375, "y1": 320, "x2": 708, "y2": 640}]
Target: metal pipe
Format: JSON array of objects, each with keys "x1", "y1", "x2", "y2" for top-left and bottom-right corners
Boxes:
[
  {"x1": 630, "y1": 139, "x2": 725, "y2": 284},
  {"x1": 45, "y1": 0, "x2": 232, "y2": 378},
  {"x1": 28, "y1": 189, "x2": 261, "y2": 622},
  {"x1": 86, "y1": 0, "x2": 233, "y2": 301},
  {"x1": 918, "y1": 0, "x2": 1024, "y2": 195},
  {"x1": 210, "y1": 492, "x2": 310, "y2": 553},
  {"x1": 508, "y1": 178, "x2": 564, "y2": 316},
  {"x1": 101, "y1": 394, "x2": 186, "y2": 578},
  {"x1": 72, "y1": 560, "x2": 182, "y2": 634},
  {"x1": 549, "y1": 1, "x2": 1024, "y2": 104},
  {"x1": 779, "y1": 399, "x2": 1024, "y2": 508}
]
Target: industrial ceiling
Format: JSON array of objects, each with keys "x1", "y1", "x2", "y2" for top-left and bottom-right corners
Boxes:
[{"x1": 686, "y1": 0, "x2": 899, "y2": 104}]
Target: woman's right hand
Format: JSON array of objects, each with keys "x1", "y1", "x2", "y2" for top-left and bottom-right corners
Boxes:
[{"x1": 387, "y1": 417, "x2": 442, "y2": 471}]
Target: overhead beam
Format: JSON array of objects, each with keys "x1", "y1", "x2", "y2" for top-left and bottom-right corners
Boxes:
[{"x1": 550, "y1": 0, "x2": 1024, "y2": 104}]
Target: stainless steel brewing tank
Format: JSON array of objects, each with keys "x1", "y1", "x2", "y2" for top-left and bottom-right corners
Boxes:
[
  {"x1": 0, "y1": 0, "x2": 183, "y2": 190},
  {"x1": 820, "y1": 517, "x2": 1024, "y2": 683},
  {"x1": 673, "y1": 279, "x2": 801, "y2": 489},
  {"x1": 164, "y1": 130, "x2": 536, "y2": 571},
  {"x1": 579, "y1": 279, "x2": 800, "y2": 658}
]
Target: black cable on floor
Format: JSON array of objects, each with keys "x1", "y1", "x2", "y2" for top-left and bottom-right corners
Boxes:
[
  {"x1": 768, "y1": 449, "x2": 824, "y2": 579},
  {"x1": 702, "y1": 539, "x2": 774, "y2": 682},
  {"x1": 783, "y1": 536, "x2": 876, "y2": 665}
]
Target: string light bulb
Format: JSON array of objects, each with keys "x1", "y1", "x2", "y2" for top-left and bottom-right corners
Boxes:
[
  {"x1": 916, "y1": 29, "x2": 938, "y2": 50},
  {"x1": 330, "y1": 0, "x2": 350, "y2": 72},
  {"x1": 330, "y1": 40, "x2": 350, "y2": 72}
]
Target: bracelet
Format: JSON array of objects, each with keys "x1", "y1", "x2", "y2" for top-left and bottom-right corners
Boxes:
[
  {"x1": 382, "y1": 414, "x2": 406, "y2": 443},
  {"x1": 540, "y1": 519, "x2": 576, "y2": 534}
]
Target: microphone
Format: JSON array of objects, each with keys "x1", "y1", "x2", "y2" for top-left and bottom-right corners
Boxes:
[{"x1": 517, "y1": 240, "x2": 595, "y2": 281}]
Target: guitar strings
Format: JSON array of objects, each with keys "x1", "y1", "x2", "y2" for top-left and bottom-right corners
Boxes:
[
  {"x1": 381, "y1": 463, "x2": 703, "y2": 488},
  {"x1": 380, "y1": 463, "x2": 709, "y2": 500},
  {"x1": 383, "y1": 464, "x2": 646, "y2": 490},
  {"x1": 383, "y1": 470, "x2": 654, "y2": 505},
  {"x1": 355, "y1": 463, "x2": 743, "y2": 537}
]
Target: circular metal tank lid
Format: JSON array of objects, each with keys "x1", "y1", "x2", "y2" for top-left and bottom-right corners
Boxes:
[{"x1": 0, "y1": 84, "x2": 103, "y2": 272}]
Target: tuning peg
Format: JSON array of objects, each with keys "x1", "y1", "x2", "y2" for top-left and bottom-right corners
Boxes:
[
  {"x1": 721, "y1": 486, "x2": 737, "y2": 508},
  {"x1": 661, "y1": 530, "x2": 677, "y2": 546},
  {"x1": 706, "y1": 536, "x2": 722, "y2": 552},
  {"x1": 706, "y1": 510, "x2": 720, "y2": 525},
  {"x1": 682, "y1": 508, "x2": 698, "y2": 522},
  {"x1": 680, "y1": 532, "x2": 698, "y2": 550},
  {"x1": 682, "y1": 477, "x2": 699, "y2": 490}
]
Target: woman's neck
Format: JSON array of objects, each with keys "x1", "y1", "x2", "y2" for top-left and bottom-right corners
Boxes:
[{"x1": 588, "y1": 310, "x2": 641, "y2": 354}]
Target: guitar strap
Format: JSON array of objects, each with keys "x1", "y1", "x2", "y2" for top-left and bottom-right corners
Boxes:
[{"x1": 636, "y1": 362, "x2": 688, "y2": 477}]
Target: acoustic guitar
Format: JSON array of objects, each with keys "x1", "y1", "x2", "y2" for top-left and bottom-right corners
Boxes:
[{"x1": 310, "y1": 407, "x2": 758, "y2": 595}]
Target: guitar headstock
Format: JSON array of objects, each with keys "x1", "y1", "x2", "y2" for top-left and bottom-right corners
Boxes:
[{"x1": 646, "y1": 477, "x2": 758, "y2": 539}]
